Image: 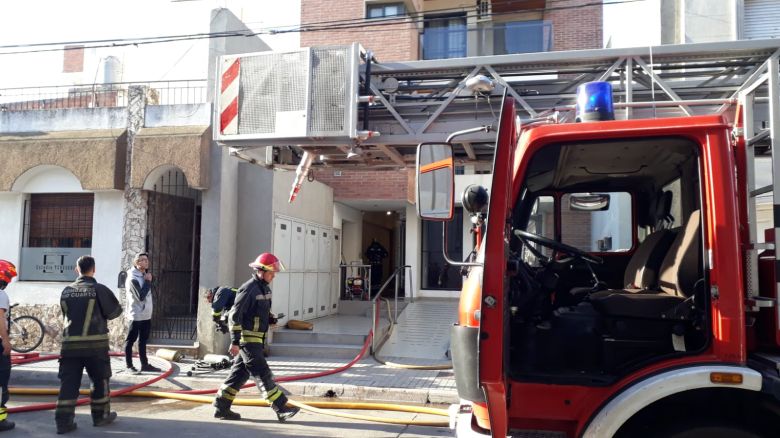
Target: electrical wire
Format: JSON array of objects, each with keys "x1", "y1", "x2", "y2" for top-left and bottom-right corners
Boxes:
[{"x1": 0, "y1": 0, "x2": 645, "y2": 56}]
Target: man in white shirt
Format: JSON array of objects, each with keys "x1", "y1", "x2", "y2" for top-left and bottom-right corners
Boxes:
[{"x1": 123, "y1": 253, "x2": 160, "y2": 374}]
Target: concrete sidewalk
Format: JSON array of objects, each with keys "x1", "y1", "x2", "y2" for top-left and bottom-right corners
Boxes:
[{"x1": 11, "y1": 353, "x2": 458, "y2": 405}]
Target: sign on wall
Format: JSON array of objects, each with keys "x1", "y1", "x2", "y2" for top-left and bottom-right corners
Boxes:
[{"x1": 20, "y1": 248, "x2": 92, "y2": 282}]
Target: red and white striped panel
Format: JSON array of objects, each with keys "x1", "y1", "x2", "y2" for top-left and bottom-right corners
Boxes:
[{"x1": 219, "y1": 57, "x2": 240, "y2": 135}]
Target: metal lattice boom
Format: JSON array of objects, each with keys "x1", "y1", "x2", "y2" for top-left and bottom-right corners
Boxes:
[{"x1": 223, "y1": 39, "x2": 780, "y2": 170}]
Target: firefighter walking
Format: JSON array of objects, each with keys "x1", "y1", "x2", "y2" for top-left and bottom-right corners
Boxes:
[
  {"x1": 212, "y1": 253, "x2": 299, "y2": 422},
  {"x1": 55, "y1": 255, "x2": 122, "y2": 434}
]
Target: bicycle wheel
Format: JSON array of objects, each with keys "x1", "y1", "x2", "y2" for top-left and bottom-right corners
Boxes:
[{"x1": 9, "y1": 315, "x2": 45, "y2": 353}]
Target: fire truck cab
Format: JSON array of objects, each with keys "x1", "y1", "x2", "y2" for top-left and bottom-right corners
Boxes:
[{"x1": 417, "y1": 81, "x2": 780, "y2": 437}]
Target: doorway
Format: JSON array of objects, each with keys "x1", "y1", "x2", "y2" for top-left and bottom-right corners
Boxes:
[{"x1": 145, "y1": 168, "x2": 201, "y2": 341}]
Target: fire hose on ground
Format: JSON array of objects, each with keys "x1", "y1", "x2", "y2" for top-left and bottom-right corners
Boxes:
[{"x1": 6, "y1": 330, "x2": 450, "y2": 427}]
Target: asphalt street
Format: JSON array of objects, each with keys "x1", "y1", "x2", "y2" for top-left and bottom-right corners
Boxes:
[{"x1": 5, "y1": 395, "x2": 453, "y2": 437}]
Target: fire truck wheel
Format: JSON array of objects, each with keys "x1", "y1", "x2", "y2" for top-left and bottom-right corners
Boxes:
[{"x1": 655, "y1": 421, "x2": 763, "y2": 438}]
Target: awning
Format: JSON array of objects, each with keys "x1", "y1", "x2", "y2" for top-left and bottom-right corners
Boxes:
[
  {"x1": 131, "y1": 126, "x2": 211, "y2": 190},
  {"x1": 0, "y1": 129, "x2": 126, "y2": 191}
]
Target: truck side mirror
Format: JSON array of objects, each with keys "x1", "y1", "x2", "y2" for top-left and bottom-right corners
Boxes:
[
  {"x1": 569, "y1": 193, "x2": 611, "y2": 211},
  {"x1": 416, "y1": 142, "x2": 455, "y2": 221}
]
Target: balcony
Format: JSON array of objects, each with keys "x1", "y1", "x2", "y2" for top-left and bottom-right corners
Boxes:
[{"x1": 0, "y1": 79, "x2": 207, "y2": 111}]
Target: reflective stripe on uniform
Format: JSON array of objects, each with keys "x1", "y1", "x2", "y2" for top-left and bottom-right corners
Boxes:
[
  {"x1": 240, "y1": 329, "x2": 265, "y2": 344},
  {"x1": 82, "y1": 298, "x2": 96, "y2": 336},
  {"x1": 266, "y1": 386, "x2": 283, "y2": 402},
  {"x1": 0, "y1": 407, "x2": 6, "y2": 421},
  {"x1": 219, "y1": 385, "x2": 238, "y2": 400},
  {"x1": 56, "y1": 399, "x2": 78, "y2": 407},
  {"x1": 62, "y1": 333, "x2": 109, "y2": 341},
  {"x1": 213, "y1": 311, "x2": 222, "y2": 317},
  {"x1": 252, "y1": 317, "x2": 260, "y2": 332},
  {"x1": 60, "y1": 340, "x2": 111, "y2": 351},
  {"x1": 242, "y1": 330, "x2": 265, "y2": 338},
  {"x1": 231, "y1": 325, "x2": 242, "y2": 331}
]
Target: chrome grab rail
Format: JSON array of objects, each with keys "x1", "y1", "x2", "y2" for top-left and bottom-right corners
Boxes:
[{"x1": 370, "y1": 265, "x2": 412, "y2": 354}]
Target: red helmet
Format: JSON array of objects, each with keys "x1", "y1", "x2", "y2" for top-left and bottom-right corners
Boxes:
[
  {"x1": 0, "y1": 260, "x2": 17, "y2": 285},
  {"x1": 248, "y1": 253, "x2": 285, "y2": 272}
]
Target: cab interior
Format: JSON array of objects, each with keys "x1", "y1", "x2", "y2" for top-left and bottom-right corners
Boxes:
[{"x1": 508, "y1": 136, "x2": 709, "y2": 385}]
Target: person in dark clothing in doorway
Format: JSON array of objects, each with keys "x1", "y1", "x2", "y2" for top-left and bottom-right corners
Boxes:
[
  {"x1": 365, "y1": 239, "x2": 388, "y2": 292},
  {"x1": 55, "y1": 255, "x2": 122, "y2": 434},
  {"x1": 123, "y1": 252, "x2": 160, "y2": 374},
  {"x1": 212, "y1": 252, "x2": 299, "y2": 423}
]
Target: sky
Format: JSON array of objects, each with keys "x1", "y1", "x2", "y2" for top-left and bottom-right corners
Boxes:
[
  {"x1": 0, "y1": 0, "x2": 301, "y2": 88},
  {"x1": 602, "y1": 0, "x2": 661, "y2": 48},
  {"x1": 0, "y1": 0, "x2": 683, "y2": 89}
]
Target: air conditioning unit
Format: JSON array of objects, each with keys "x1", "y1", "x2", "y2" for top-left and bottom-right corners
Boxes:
[{"x1": 216, "y1": 43, "x2": 362, "y2": 146}]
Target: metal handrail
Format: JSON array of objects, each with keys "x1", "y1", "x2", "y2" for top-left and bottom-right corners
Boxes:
[{"x1": 370, "y1": 265, "x2": 412, "y2": 354}]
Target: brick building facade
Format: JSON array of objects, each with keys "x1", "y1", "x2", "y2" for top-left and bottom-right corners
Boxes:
[{"x1": 301, "y1": 0, "x2": 604, "y2": 211}]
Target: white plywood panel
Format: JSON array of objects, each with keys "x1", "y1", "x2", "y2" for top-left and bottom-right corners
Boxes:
[
  {"x1": 318, "y1": 227, "x2": 332, "y2": 271},
  {"x1": 304, "y1": 225, "x2": 319, "y2": 271},
  {"x1": 289, "y1": 273, "x2": 304, "y2": 319},
  {"x1": 330, "y1": 273, "x2": 339, "y2": 313},
  {"x1": 290, "y1": 221, "x2": 306, "y2": 271},
  {"x1": 302, "y1": 273, "x2": 318, "y2": 320},
  {"x1": 273, "y1": 218, "x2": 292, "y2": 270},
  {"x1": 332, "y1": 230, "x2": 341, "y2": 271},
  {"x1": 316, "y1": 272, "x2": 331, "y2": 317},
  {"x1": 271, "y1": 272, "x2": 290, "y2": 326}
]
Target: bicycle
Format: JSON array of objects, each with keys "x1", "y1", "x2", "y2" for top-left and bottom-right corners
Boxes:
[{"x1": 7, "y1": 303, "x2": 45, "y2": 353}]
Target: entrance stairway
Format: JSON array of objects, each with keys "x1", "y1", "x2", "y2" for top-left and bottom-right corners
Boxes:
[{"x1": 268, "y1": 300, "x2": 397, "y2": 359}]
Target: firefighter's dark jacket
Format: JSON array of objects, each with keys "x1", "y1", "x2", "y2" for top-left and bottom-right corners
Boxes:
[
  {"x1": 230, "y1": 276, "x2": 271, "y2": 345},
  {"x1": 60, "y1": 276, "x2": 122, "y2": 357},
  {"x1": 211, "y1": 287, "x2": 237, "y2": 318}
]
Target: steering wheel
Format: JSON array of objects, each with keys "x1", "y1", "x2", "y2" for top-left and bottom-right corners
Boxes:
[{"x1": 513, "y1": 229, "x2": 603, "y2": 265}]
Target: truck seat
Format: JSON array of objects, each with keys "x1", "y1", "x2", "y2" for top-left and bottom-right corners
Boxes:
[
  {"x1": 570, "y1": 191, "x2": 677, "y2": 297},
  {"x1": 590, "y1": 210, "x2": 701, "y2": 318}
]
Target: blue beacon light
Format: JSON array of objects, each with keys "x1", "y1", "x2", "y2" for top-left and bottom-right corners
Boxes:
[{"x1": 575, "y1": 81, "x2": 615, "y2": 122}]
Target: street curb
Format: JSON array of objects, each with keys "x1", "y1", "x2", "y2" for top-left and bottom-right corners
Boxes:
[{"x1": 11, "y1": 365, "x2": 459, "y2": 405}]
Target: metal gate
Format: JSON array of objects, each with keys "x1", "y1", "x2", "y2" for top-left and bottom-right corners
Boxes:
[{"x1": 145, "y1": 169, "x2": 201, "y2": 341}]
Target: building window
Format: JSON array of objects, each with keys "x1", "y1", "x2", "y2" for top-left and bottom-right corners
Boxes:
[
  {"x1": 493, "y1": 20, "x2": 552, "y2": 55},
  {"x1": 560, "y1": 192, "x2": 633, "y2": 252},
  {"x1": 367, "y1": 3, "x2": 405, "y2": 18},
  {"x1": 423, "y1": 14, "x2": 467, "y2": 60},
  {"x1": 24, "y1": 193, "x2": 94, "y2": 248},
  {"x1": 421, "y1": 208, "x2": 463, "y2": 290}
]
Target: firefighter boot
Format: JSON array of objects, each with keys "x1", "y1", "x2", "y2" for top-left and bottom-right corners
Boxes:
[
  {"x1": 212, "y1": 398, "x2": 241, "y2": 421},
  {"x1": 93, "y1": 411, "x2": 117, "y2": 427},
  {"x1": 0, "y1": 420, "x2": 15, "y2": 431},
  {"x1": 273, "y1": 404, "x2": 300, "y2": 423},
  {"x1": 56, "y1": 423, "x2": 77, "y2": 435}
]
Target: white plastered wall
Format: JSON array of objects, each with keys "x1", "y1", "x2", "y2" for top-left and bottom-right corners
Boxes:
[
  {"x1": 333, "y1": 203, "x2": 363, "y2": 264},
  {"x1": 4, "y1": 165, "x2": 123, "y2": 305}
]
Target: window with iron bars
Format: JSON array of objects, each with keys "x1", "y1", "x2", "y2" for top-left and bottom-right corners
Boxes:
[{"x1": 23, "y1": 194, "x2": 94, "y2": 248}]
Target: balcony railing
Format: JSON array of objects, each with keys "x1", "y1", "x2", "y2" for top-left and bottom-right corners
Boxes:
[{"x1": 0, "y1": 79, "x2": 207, "y2": 111}]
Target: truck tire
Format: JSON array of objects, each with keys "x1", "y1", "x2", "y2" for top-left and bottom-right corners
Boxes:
[{"x1": 655, "y1": 421, "x2": 764, "y2": 438}]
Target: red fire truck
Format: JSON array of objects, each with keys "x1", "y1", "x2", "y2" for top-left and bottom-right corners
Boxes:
[{"x1": 416, "y1": 74, "x2": 780, "y2": 436}]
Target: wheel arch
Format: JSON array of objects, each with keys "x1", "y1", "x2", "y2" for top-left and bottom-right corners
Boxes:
[{"x1": 581, "y1": 365, "x2": 763, "y2": 438}]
